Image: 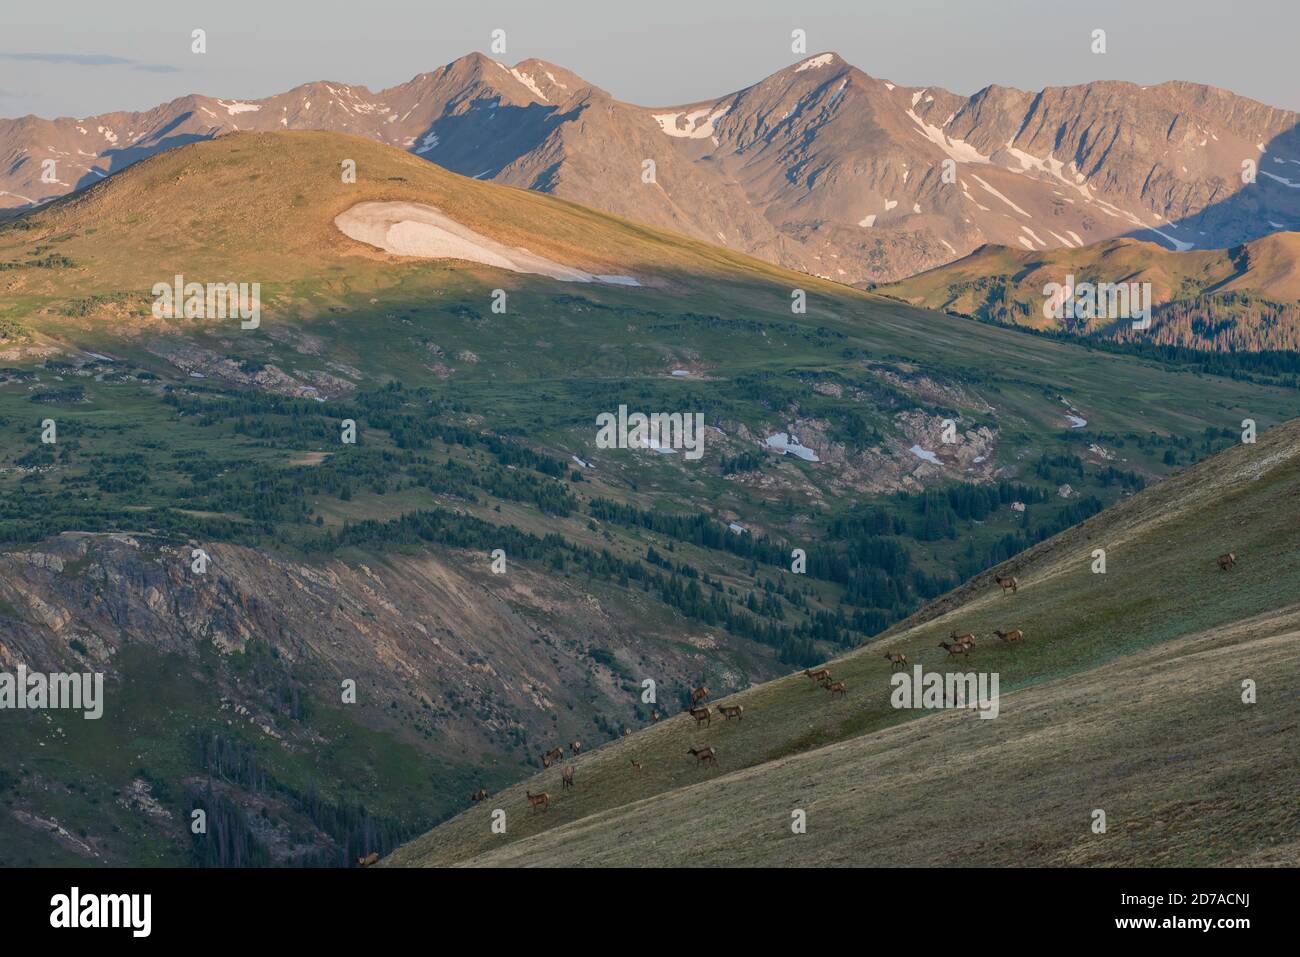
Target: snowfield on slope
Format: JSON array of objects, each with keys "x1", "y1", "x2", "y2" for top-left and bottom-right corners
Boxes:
[{"x1": 334, "y1": 201, "x2": 640, "y2": 285}]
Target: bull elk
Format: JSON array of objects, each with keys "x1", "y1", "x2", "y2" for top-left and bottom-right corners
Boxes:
[
  {"x1": 689, "y1": 706, "x2": 712, "y2": 726},
  {"x1": 561, "y1": 765, "x2": 575, "y2": 789},
  {"x1": 719, "y1": 704, "x2": 744, "y2": 720},
  {"x1": 357, "y1": 852, "x2": 380, "y2": 867},
  {"x1": 687, "y1": 746, "x2": 717, "y2": 766},
  {"x1": 1217, "y1": 552, "x2": 1237, "y2": 571},
  {"x1": 526, "y1": 790, "x2": 550, "y2": 812},
  {"x1": 691, "y1": 685, "x2": 710, "y2": 705},
  {"x1": 570, "y1": 740, "x2": 582, "y2": 756},
  {"x1": 938, "y1": 640, "x2": 970, "y2": 658},
  {"x1": 994, "y1": 628, "x2": 1023, "y2": 643},
  {"x1": 994, "y1": 575, "x2": 1019, "y2": 594},
  {"x1": 883, "y1": 652, "x2": 907, "y2": 671},
  {"x1": 805, "y1": 668, "x2": 831, "y2": 684},
  {"x1": 470, "y1": 788, "x2": 489, "y2": 803}
]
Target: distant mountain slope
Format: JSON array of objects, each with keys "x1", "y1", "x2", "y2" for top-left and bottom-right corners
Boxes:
[
  {"x1": 878, "y1": 232, "x2": 1300, "y2": 351},
  {"x1": 4, "y1": 52, "x2": 1299, "y2": 283},
  {"x1": 388, "y1": 414, "x2": 1300, "y2": 867}
]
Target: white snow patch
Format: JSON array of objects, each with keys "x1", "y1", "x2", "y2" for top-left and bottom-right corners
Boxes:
[
  {"x1": 334, "y1": 201, "x2": 641, "y2": 286},
  {"x1": 909, "y1": 445, "x2": 941, "y2": 465},
  {"x1": 765, "y1": 433, "x2": 819, "y2": 462},
  {"x1": 795, "y1": 54, "x2": 835, "y2": 72},
  {"x1": 509, "y1": 68, "x2": 548, "y2": 101},
  {"x1": 219, "y1": 100, "x2": 262, "y2": 115},
  {"x1": 652, "y1": 105, "x2": 731, "y2": 139},
  {"x1": 971, "y1": 174, "x2": 1031, "y2": 217}
]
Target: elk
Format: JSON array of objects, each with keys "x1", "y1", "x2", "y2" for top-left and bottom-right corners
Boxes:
[
  {"x1": 691, "y1": 685, "x2": 710, "y2": 705},
  {"x1": 471, "y1": 788, "x2": 489, "y2": 803},
  {"x1": 1217, "y1": 552, "x2": 1237, "y2": 571},
  {"x1": 687, "y1": 746, "x2": 717, "y2": 766},
  {"x1": 805, "y1": 668, "x2": 831, "y2": 684},
  {"x1": 689, "y1": 706, "x2": 712, "y2": 726},
  {"x1": 883, "y1": 652, "x2": 907, "y2": 671},
  {"x1": 622, "y1": 728, "x2": 631, "y2": 737},
  {"x1": 570, "y1": 740, "x2": 582, "y2": 756},
  {"x1": 994, "y1": 628, "x2": 1023, "y2": 643},
  {"x1": 561, "y1": 765, "x2": 575, "y2": 789},
  {"x1": 825, "y1": 680, "x2": 847, "y2": 698},
  {"x1": 357, "y1": 852, "x2": 380, "y2": 867},
  {"x1": 950, "y1": 631, "x2": 976, "y2": 646},
  {"x1": 938, "y1": 640, "x2": 970, "y2": 658},
  {"x1": 542, "y1": 755, "x2": 552, "y2": 768},
  {"x1": 994, "y1": 575, "x2": 1019, "y2": 594},
  {"x1": 630, "y1": 760, "x2": 642, "y2": 773},
  {"x1": 526, "y1": 790, "x2": 550, "y2": 812},
  {"x1": 545, "y1": 746, "x2": 565, "y2": 765},
  {"x1": 719, "y1": 704, "x2": 744, "y2": 720},
  {"x1": 651, "y1": 710, "x2": 661, "y2": 722}
]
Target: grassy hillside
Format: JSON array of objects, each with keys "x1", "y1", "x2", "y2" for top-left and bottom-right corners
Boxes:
[
  {"x1": 1, "y1": 131, "x2": 1297, "y2": 865},
  {"x1": 388, "y1": 416, "x2": 1300, "y2": 866},
  {"x1": 878, "y1": 234, "x2": 1300, "y2": 356}
]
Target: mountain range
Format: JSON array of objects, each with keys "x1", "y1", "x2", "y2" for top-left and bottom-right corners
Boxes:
[{"x1": 4, "y1": 52, "x2": 1300, "y2": 284}]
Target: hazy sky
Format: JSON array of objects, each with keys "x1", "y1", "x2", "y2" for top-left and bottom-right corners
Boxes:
[{"x1": 2, "y1": 0, "x2": 1297, "y2": 119}]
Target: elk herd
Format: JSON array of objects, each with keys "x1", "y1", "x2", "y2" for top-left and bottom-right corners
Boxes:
[{"x1": 477, "y1": 549, "x2": 1239, "y2": 826}]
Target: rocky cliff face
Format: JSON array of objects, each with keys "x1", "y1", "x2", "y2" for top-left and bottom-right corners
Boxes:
[{"x1": 0, "y1": 532, "x2": 776, "y2": 863}]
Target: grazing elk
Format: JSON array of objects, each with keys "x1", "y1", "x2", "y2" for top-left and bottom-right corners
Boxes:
[
  {"x1": 883, "y1": 652, "x2": 907, "y2": 671},
  {"x1": 994, "y1": 628, "x2": 1023, "y2": 643},
  {"x1": 471, "y1": 788, "x2": 489, "y2": 803},
  {"x1": 805, "y1": 668, "x2": 831, "y2": 684},
  {"x1": 691, "y1": 685, "x2": 710, "y2": 705},
  {"x1": 950, "y1": 631, "x2": 976, "y2": 646},
  {"x1": 719, "y1": 704, "x2": 744, "y2": 721},
  {"x1": 526, "y1": 790, "x2": 550, "y2": 812},
  {"x1": 570, "y1": 740, "x2": 582, "y2": 756},
  {"x1": 561, "y1": 765, "x2": 575, "y2": 789},
  {"x1": 357, "y1": 852, "x2": 380, "y2": 867},
  {"x1": 689, "y1": 706, "x2": 712, "y2": 726},
  {"x1": 545, "y1": 746, "x2": 565, "y2": 765},
  {"x1": 938, "y1": 640, "x2": 970, "y2": 658},
  {"x1": 1217, "y1": 552, "x2": 1237, "y2": 571},
  {"x1": 825, "y1": 680, "x2": 847, "y2": 698},
  {"x1": 994, "y1": 575, "x2": 1019, "y2": 594},
  {"x1": 687, "y1": 746, "x2": 717, "y2": 767}
]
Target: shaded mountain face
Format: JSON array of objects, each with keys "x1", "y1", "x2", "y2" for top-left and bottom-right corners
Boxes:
[{"x1": 4, "y1": 53, "x2": 1299, "y2": 283}]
